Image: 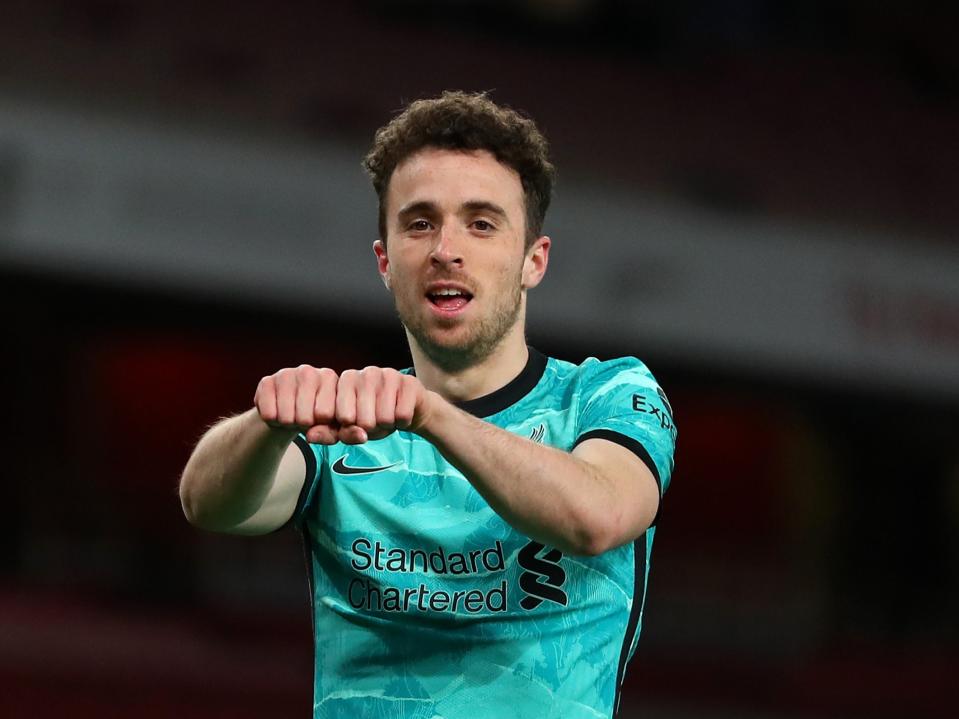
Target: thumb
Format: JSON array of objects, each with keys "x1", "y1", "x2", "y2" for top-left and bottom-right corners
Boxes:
[
  {"x1": 306, "y1": 425, "x2": 339, "y2": 445},
  {"x1": 337, "y1": 425, "x2": 368, "y2": 445}
]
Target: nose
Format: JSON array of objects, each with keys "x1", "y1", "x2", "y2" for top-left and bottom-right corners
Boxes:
[{"x1": 430, "y1": 226, "x2": 464, "y2": 269}]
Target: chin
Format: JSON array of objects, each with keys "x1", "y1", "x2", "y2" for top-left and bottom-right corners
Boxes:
[
  {"x1": 411, "y1": 328, "x2": 494, "y2": 368},
  {"x1": 423, "y1": 329, "x2": 478, "y2": 354}
]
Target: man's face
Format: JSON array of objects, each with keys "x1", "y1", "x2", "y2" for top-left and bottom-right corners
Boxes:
[{"x1": 374, "y1": 148, "x2": 549, "y2": 370}]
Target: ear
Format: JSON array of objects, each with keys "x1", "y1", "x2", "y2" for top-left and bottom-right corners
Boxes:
[
  {"x1": 373, "y1": 239, "x2": 391, "y2": 290},
  {"x1": 522, "y1": 235, "x2": 550, "y2": 289}
]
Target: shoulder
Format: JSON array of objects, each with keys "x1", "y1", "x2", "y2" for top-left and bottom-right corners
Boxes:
[
  {"x1": 568, "y1": 356, "x2": 676, "y2": 440},
  {"x1": 569, "y1": 355, "x2": 678, "y2": 489},
  {"x1": 555, "y1": 355, "x2": 661, "y2": 395},
  {"x1": 538, "y1": 354, "x2": 669, "y2": 418}
]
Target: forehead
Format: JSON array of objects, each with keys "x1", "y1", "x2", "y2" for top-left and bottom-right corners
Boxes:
[{"x1": 386, "y1": 148, "x2": 524, "y2": 214}]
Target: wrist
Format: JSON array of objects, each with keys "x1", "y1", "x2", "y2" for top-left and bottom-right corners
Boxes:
[
  {"x1": 411, "y1": 390, "x2": 449, "y2": 440},
  {"x1": 245, "y1": 407, "x2": 300, "y2": 445}
]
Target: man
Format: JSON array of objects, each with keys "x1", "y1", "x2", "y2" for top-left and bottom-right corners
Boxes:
[{"x1": 179, "y1": 91, "x2": 676, "y2": 719}]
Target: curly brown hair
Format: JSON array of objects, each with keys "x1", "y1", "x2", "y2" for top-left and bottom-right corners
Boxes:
[{"x1": 363, "y1": 91, "x2": 555, "y2": 249}]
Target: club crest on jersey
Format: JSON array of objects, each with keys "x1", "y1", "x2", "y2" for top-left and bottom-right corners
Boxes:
[{"x1": 528, "y1": 424, "x2": 546, "y2": 443}]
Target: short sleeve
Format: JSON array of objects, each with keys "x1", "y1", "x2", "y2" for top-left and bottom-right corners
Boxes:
[
  {"x1": 290, "y1": 434, "x2": 326, "y2": 529},
  {"x1": 573, "y1": 357, "x2": 677, "y2": 498}
]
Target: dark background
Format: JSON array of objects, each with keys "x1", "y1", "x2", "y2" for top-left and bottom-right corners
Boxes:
[{"x1": 2, "y1": 2, "x2": 958, "y2": 717}]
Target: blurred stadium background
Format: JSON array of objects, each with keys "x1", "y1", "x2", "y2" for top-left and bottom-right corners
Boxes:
[{"x1": 2, "y1": 1, "x2": 957, "y2": 717}]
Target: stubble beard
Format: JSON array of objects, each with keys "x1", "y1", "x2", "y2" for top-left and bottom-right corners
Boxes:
[{"x1": 395, "y1": 272, "x2": 524, "y2": 373}]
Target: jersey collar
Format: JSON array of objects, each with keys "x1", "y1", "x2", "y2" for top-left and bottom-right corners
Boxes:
[{"x1": 451, "y1": 347, "x2": 548, "y2": 418}]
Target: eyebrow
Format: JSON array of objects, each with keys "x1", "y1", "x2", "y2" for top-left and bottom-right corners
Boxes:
[
  {"x1": 396, "y1": 200, "x2": 439, "y2": 220},
  {"x1": 461, "y1": 200, "x2": 509, "y2": 221},
  {"x1": 396, "y1": 200, "x2": 510, "y2": 223}
]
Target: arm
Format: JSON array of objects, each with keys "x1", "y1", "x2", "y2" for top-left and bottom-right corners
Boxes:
[
  {"x1": 418, "y1": 398, "x2": 659, "y2": 556},
  {"x1": 332, "y1": 367, "x2": 661, "y2": 556},
  {"x1": 178, "y1": 365, "x2": 339, "y2": 535},
  {"x1": 178, "y1": 410, "x2": 305, "y2": 535}
]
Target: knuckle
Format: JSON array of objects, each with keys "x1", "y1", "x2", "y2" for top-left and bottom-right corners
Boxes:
[
  {"x1": 254, "y1": 377, "x2": 271, "y2": 399},
  {"x1": 360, "y1": 366, "x2": 382, "y2": 385},
  {"x1": 295, "y1": 364, "x2": 317, "y2": 383},
  {"x1": 274, "y1": 367, "x2": 296, "y2": 385}
]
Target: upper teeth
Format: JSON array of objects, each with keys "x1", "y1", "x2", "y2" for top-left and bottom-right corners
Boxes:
[{"x1": 434, "y1": 289, "x2": 463, "y2": 296}]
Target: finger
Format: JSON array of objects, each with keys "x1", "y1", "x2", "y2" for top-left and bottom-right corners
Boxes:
[
  {"x1": 394, "y1": 375, "x2": 419, "y2": 429},
  {"x1": 354, "y1": 368, "x2": 379, "y2": 431},
  {"x1": 306, "y1": 424, "x2": 339, "y2": 445},
  {"x1": 254, "y1": 376, "x2": 278, "y2": 424},
  {"x1": 274, "y1": 369, "x2": 297, "y2": 426},
  {"x1": 313, "y1": 368, "x2": 338, "y2": 425},
  {"x1": 294, "y1": 365, "x2": 319, "y2": 427},
  {"x1": 338, "y1": 424, "x2": 368, "y2": 445},
  {"x1": 335, "y1": 370, "x2": 358, "y2": 427},
  {"x1": 375, "y1": 372, "x2": 399, "y2": 428}
]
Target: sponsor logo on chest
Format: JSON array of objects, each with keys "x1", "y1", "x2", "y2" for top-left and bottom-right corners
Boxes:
[
  {"x1": 346, "y1": 537, "x2": 568, "y2": 616},
  {"x1": 337, "y1": 422, "x2": 568, "y2": 616}
]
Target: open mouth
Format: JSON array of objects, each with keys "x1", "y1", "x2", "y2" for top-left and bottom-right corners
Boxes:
[{"x1": 426, "y1": 287, "x2": 473, "y2": 313}]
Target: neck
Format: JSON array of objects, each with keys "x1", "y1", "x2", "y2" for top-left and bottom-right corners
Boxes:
[{"x1": 408, "y1": 322, "x2": 530, "y2": 403}]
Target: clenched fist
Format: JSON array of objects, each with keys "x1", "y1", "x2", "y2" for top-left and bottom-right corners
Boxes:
[{"x1": 253, "y1": 365, "x2": 434, "y2": 445}]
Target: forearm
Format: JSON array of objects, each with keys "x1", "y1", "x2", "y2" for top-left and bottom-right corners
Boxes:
[
  {"x1": 418, "y1": 397, "x2": 621, "y2": 556},
  {"x1": 179, "y1": 408, "x2": 298, "y2": 531}
]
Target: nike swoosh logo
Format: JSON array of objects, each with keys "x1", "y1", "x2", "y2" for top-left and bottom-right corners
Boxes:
[{"x1": 331, "y1": 456, "x2": 402, "y2": 475}]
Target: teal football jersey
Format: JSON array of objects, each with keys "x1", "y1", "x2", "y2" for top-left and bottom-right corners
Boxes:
[{"x1": 291, "y1": 348, "x2": 676, "y2": 718}]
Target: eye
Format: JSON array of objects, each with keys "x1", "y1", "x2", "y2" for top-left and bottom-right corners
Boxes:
[
  {"x1": 408, "y1": 219, "x2": 433, "y2": 232},
  {"x1": 472, "y1": 219, "x2": 495, "y2": 232}
]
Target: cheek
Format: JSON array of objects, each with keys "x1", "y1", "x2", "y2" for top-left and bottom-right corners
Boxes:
[
  {"x1": 390, "y1": 261, "x2": 424, "y2": 302},
  {"x1": 500, "y1": 252, "x2": 527, "y2": 281},
  {"x1": 387, "y1": 249, "x2": 417, "y2": 281}
]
